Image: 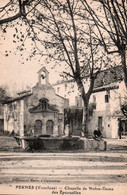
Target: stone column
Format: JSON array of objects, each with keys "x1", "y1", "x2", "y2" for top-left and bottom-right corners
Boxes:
[
  {"x1": 65, "y1": 124, "x2": 69, "y2": 136},
  {"x1": 4, "y1": 104, "x2": 8, "y2": 131},
  {"x1": 53, "y1": 113, "x2": 58, "y2": 136},
  {"x1": 42, "y1": 117, "x2": 47, "y2": 134},
  {"x1": 19, "y1": 100, "x2": 24, "y2": 137},
  {"x1": 53, "y1": 124, "x2": 58, "y2": 136},
  {"x1": 61, "y1": 115, "x2": 64, "y2": 135}
]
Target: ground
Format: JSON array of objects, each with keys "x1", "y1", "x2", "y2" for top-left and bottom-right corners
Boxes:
[{"x1": 0, "y1": 136, "x2": 127, "y2": 195}]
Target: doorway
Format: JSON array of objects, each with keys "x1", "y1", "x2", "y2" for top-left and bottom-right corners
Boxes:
[
  {"x1": 121, "y1": 120, "x2": 127, "y2": 135},
  {"x1": 98, "y1": 116, "x2": 103, "y2": 131}
]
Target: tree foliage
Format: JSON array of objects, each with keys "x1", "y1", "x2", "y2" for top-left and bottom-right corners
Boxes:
[{"x1": 121, "y1": 104, "x2": 127, "y2": 117}]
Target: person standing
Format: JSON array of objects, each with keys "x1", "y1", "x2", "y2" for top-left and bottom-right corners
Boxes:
[
  {"x1": 118, "y1": 119, "x2": 123, "y2": 139},
  {"x1": 119, "y1": 125, "x2": 123, "y2": 139}
]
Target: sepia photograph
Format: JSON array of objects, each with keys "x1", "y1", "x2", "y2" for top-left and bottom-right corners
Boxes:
[{"x1": 0, "y1": 0, "x2": 127, "y2": 194}]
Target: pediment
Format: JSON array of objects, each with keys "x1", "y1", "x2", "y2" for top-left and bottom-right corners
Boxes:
[{"x1": 29, "y1": 99, "x2": 58, "y2": 113}]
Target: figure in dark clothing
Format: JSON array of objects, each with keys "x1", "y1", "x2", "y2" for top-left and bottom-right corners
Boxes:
[
  {"x1": 118, "y1": 126, "x2": 123, "y2": 139},
  {"x1": 118, "y1": 119, "x2": 123, "y2": 139},
  {"x1": 93, "y1": 128, "x2": 102, "y2": 140}
]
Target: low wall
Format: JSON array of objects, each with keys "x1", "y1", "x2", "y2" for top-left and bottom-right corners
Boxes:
[{"x1": 80, "y1": 138, "x2": 107, "y2": 151}]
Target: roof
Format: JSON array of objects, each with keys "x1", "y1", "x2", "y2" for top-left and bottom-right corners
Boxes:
[
  {"x1": 3, "y1": 93, "x2": 32, "y2": 104},
  {"x1": 53, "y1": 65, "x2": 123, "y2": 88},
  {"x1": 17, "y1": 90, "x2": 31, "y2": 96},
  {"x1": 65, "y1": 106, "x2": 83, "y2": 110},
  {"x1": 53, "y1": 79, "x2": 74, "y2": 86},
  {"x1": 55, "y1": 94, "x2": 68, "y2": 100},
  {"x1": 29, "y1": 101, "x2": 59, "y2": 113},
  {"x1": 92, "y1": 82, "x2": 119, "y2": 93},
  {"x1": 94, "y1": 65, "x2": 123, "y2": 88},
  {"x1": 0, "y1": 96, "x2": 11, "y2": 104},
  {"x1": 37, "y1": 66, "x2": 49, "y2": 73}
]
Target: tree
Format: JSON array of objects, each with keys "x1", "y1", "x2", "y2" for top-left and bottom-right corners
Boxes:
[
  {"x1": 0, "y1": 0, "x2": 110, "y2": 135},
  {"x1": 0, "y1": 0, "x2": 38, "y2": 25},
  {"x1": 121, "y1": 104, "x2": 127, "y2": 117},
  {"x1": 0, "y1": 85, "x2": 10, "y2": 102},
  {"x1": 81, "y1": 0, "x2": 127, "y2": 88},
  {"x1": 0, "y1": 85, "x2": 10, "y2": 120}
]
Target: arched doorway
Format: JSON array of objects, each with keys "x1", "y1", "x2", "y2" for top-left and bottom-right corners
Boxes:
[
  {"x1": 34, "y1": 120, "x2": 42, "y2": 136},
  {"x1": 46, "y1": 120, "x2": 54, "y2": 135}
]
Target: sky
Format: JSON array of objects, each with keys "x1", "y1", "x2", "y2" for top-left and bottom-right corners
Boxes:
[{"x1": 0, "y1": 23, "x2": 61, "y2": 96}]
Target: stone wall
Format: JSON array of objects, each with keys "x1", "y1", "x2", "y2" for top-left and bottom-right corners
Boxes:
[{"x1": 4, "y1": 100, "x2": 23, "y2": 135}]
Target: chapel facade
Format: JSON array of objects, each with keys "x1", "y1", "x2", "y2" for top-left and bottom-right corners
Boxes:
[{"x1": 4, "y1": 67, "x2": 69, "y2": 137}]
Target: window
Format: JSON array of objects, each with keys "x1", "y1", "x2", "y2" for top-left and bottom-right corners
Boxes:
[
  {"x1": 98, "y1": 116, "x2": 103, "y2": 131},
  {"x1": 75, "y1": 96, "x2": 79, "y2": 107},
  {"x1": 9, "y1": 103, "x2": 13, "y2": 111},
  {"x1": 13, "y1": 102, "x2": 17, "y2": 110},
  {"x1": 40, "y1": 98, "x2": 48, "y2": 110},
  {"x1": 42, "y1": 100, "x2": 47, "y2": 110},
  {"x1": 75, "y1": 96, "x2": 82, "y2": 107},
  {"x1": 57, "y1": 87, "x2": 60, "y2": 93},
  {"x1": 105, "y1": 95, "x2": 109, "y2": 103}
]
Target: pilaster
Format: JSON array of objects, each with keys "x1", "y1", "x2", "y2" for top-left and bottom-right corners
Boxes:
[{"x1": 19, "y1": 100, "x2": 24, "y2": 136}]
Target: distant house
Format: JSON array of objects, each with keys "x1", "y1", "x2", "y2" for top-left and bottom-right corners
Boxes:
[
  {"x1": 53, "y1": 66, "x2": 127, "y2": 138},
  {"x1": 88, "y1": 80, "x2": 127, "y2": 138},
  {"x1": 4, "y1": 67, "x2": 69, "y2": 137}
]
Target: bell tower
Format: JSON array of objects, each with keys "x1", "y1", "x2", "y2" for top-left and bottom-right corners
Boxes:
[{"x1": 37, "y1": 67, "x2": 49, "y2": 86}]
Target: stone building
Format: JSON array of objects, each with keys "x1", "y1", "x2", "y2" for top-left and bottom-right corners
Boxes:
[
  {"x1": 53, "y1": 66, "x2": 127, "y2": 138},
  {"x1": 88, "y1": 80, "x2": 127, "y2": 138},
  {"x1": 4, "y1": 67, "x2": 69, "y2": 137}
]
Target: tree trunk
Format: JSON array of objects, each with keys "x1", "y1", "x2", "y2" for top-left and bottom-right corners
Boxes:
[
  {"x1": 120, "y1": 49, "x2": 127, "y2": 89},
  {"x1": 82, "y1": 100, "x2": 89, "y2": 137},
  {"x1": 75, "y1": 79, "x2": 91, "y2": 138}
]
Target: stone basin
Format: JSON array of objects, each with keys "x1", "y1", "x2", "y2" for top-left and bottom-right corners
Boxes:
[
  {"x1": 14, "y1": 136, "x2": 39, "y2": 150},
  {"x1": 14, "y1": 136, "x2": 107, "y2": 151}
]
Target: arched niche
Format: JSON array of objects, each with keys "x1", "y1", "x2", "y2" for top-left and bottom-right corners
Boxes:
[{"x1": 46, "y1": 120, "x2": 54, "y2": 135}]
